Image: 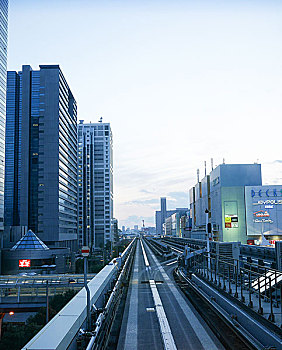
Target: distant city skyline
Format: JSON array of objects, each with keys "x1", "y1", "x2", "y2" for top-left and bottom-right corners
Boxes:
[{"x1": 8, "y1": 0, "x2": 282, "y2": 227}]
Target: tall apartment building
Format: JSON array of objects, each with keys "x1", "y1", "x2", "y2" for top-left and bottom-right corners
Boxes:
[
  {"x1": 78, "y1": 120, "x2": 113, "y2": 250},
  {"x1": 4, "y1": 65, "x2": 78, "y2": 250},
  {"x1": 0, "y1": 1, "x2": 8, "y2": 240}
]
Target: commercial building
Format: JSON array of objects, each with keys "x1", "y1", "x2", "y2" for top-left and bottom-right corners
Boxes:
[
  {"x1": 189, "y1": 163, "x2": 282, "y2": 244},
  {"x1": 77, "y1": 120, "x2": 113, "y2": 251},
  {"x1": 1, "y1": 230, "x2": 74, "y2": 275},
  {"x1": 0, "y1": 1, "x2": 8, "y2": 240},
  {"x1": 4, "y1": 65, "x2": 78, "y2": 250}
]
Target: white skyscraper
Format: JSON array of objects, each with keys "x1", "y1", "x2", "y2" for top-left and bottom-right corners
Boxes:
[{"x1": 77, "y1": 120, "x2": 113, "y2": 250}]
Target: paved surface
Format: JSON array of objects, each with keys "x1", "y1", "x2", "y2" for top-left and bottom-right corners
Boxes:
[{"x1": 117, "y1": 239, "x2": 224, "y2": 350}]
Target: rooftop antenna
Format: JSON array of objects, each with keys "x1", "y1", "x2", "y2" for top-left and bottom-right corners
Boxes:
[
  {"x1": 204, "y1": 161, "x2": 207, "y2": 176},
  {"x1": 223, "y1": 158, "x2": 225, "y2": 164},
  {"x1": 99, "y1": 117, "x2": 103, "y2": 123},
  {"x1": 211, "y1": 158, "x2": 214, "y2": 171},
  {"x1": 197, "y1": 169, "x2": 200, "y2": 183}
]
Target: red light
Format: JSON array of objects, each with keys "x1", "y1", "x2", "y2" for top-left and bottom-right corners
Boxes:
[
  {"x1": 9, "y1": 311, "x2": 14, "y2": 316},
  {"x1": 19, "y1": 259, "x2": 31, "y2": 267}
]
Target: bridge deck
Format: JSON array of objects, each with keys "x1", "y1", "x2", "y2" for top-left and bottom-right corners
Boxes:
[{"x1": 117, "y1": 239, "x2": 223, "y2": 350}]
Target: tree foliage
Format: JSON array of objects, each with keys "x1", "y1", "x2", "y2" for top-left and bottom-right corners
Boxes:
[{"x1": 0, "y1": 289, "x2": 77, "y2": 350}]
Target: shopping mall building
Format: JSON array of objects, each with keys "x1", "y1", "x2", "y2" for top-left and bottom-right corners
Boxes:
[{"x1": 189, "y1": 163, "x2": 282, "y2": 245}]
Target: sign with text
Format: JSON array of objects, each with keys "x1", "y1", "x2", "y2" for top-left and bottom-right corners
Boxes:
[{"x1": 245, "y1": 186, "x2": 282, "y2": 237}]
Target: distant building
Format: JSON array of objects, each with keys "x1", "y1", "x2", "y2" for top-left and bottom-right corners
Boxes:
[
  {"x1": 0, "y1": 1, "x2": 8, "y2": 240},
  {"x1": 155, "y1": 197, "x2": 176, "y2": 235},
  {"x1": 77, "y1": 120, "x2": 113, "y2": 250},
  {"x1": 146, "y1": 226, "x2": 156, "y2": 235},
  {"x1": 122, "y1": 226, "x2": 125, "y2": 233},
  {"x1": 164, "y1": 208, "x2": 188, "y2": 237},
  {"x1": 180, "y1": 215, "x2": 191, "y2": 238},
  {"x1": 134, "y1": 225, "x2": 138, "y2": 231},
  {"x1": 112, "y1": 218, "x2": 119, "y2": 245},
  {"x1": 4, "y1": 65, "x2": 78, "y2": 250}
]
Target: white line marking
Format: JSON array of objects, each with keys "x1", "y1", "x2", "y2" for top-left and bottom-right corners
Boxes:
[
  {"x1": 149, "y1": 279, "x2": 177, "y2": 350},
  {"x1": 141, "y1": 240, "x2": 177, "y2": 350},
  {"x1": 140, "y1": 239, "x2": 150, "y2": 267},
  {"x1": 166, "y1": 260, "x2": 177, "y2": 266}
]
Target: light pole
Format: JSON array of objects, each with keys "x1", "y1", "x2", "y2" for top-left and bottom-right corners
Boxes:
[
  {"x1": 82, "y1": 246, "x2": 91, "y2": 331},
  {"x1": 46, "y1": 279, "x2": 49, "y2": 324},
  {"x1": 205, "y1": 209, "x2": 211, "y2": 270}
]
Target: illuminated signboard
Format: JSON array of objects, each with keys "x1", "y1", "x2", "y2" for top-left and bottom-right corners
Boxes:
[
  {"x1": 19, "y1": 259, "x2": 31, "y2": 268},
  {"x1": 245, "y1": 186, "x2": 282, "y2": 237},
  {"x1": 224, "y1": 201, "x2": 239, "y2": 229}
]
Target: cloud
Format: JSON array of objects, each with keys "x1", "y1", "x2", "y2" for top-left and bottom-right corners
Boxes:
[
  {"x1": 168, "y1": 191, "x2": 188, "y2": 201},
  {"x1": 122, "y1": 198, "x2": 159, "y2": 206},
  {"x1": 140, "y1": 189, "x2": 153, "y2": 194},
  {"x1": 167, "y1": 191, "x2": 189, "y2": 209}
]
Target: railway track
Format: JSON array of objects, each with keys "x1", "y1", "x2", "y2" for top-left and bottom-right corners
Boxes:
[{"x1": 173, "y1": 268, "x2": 259, "y2": 350}]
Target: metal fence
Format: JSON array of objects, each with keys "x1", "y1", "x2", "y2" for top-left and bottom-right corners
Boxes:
[{"x1": 192, "y1": 251, "x2": 282, "y2": 327}]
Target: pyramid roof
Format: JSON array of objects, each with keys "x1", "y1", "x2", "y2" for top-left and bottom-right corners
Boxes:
[{"x1": 11, "y1": 230, "x2": 49, "y2": 251}]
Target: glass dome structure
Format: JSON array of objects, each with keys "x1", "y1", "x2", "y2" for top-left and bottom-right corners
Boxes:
[{"x1": 11, "y1": 230, "x2": 49, "y2": 251}]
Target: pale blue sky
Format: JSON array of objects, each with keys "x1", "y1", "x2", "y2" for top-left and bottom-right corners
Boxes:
[{"x1": 8, "y1": 0, "x2": 282, "y2": 227}]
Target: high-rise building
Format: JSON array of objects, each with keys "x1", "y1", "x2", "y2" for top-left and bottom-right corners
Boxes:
[
  {"x1": 0, "y1": 1, "x2": 8, "y2": 241},
  {"x1": 155, "y1": 197, "x2": 175, "y2": 235},
  {"x1": 77, "y1": 120, "x2": 113, "y2": 250},
  {"x1": 4, "y1": 65, "x2": 78, "y2": 250}
]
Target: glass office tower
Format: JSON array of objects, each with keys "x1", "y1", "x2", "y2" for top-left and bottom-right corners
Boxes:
[
  {"x1": 0, "y1": 1, "x2": 8, "y2": 240},
  {"x1": 78, "y1": 120, "x2": 113, "y2": 251},
  {"x1": 5, "y1": 65, "x2": 78, "y2": 250}
]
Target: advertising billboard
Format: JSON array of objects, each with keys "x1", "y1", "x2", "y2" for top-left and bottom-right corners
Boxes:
[
  {"x1": 19, "y1": 259, "x2": 31, "y2": 268},
  {"x1": 245, "y1": 186, "x2": 282, "y2": 237},
  {"x1": 224, "y1": 201, "x2": 239, "y2": 228}
]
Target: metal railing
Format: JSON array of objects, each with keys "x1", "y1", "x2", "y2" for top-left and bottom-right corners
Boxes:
[
  {"x1": 192, "y1": 252, "x2": 282, "y2": 327},
  {"x1": 0, "y1": 274, "x2": 96, "y2": 301}
]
